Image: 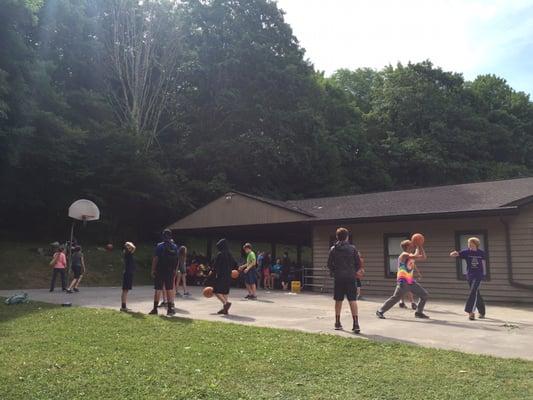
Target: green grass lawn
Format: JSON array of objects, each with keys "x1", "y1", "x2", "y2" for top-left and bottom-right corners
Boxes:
[{"x1": 1, "y1": 301, "x2": 532, "y2": 399}]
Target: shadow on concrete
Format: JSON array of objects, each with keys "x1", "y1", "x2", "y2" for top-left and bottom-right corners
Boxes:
[
  {"x1": 384, "y1": 316, "x2": 502, "y2": 332},
  {"x1": 174, "y1": 308, "x2": 191, "y2": 315},
  {"x1": 255, "y1": 299, "x2": 274, "y2": 304},
  {"x1": 425, "y1": 308, "x2": 465, "y2": 316},
  {"x1": 177, "y1": 296, "x2": 199, "y2": 301},
  {"x1": 222, "y1": 314, "x2": 255, "y2": 322}
]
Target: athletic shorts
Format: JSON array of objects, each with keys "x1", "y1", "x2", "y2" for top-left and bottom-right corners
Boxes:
[
  {"x1": 245, "y1": 269, "x2": 257, "y2": 285},
  {"x1": 71, "y1": 265, "x2": 82, "y2": 279},
  {"x1": 122, "y1": 272, "x2": 133, "y2": 290},
  {"x1": 154, "y1": 269, "x2": 174, "y2": 290},
  {"x1": 334, "y1": 278, "x2": 358, "y2": 301},
  {"x1": 214, "y1": 278, "x2": 231, "y2": 295}
]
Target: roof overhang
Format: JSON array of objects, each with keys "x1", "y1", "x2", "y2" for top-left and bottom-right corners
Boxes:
[{"x1": 306, "y1": 206, "x2": 521, "y2": 226}]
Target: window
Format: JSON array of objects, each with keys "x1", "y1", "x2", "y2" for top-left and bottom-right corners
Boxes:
[
  {"x1": 384, "y1": 233, "x2": 410, "y2": 278},
  {"x1": 454, "y1": 231, "x2": 490, "y2": 281}
]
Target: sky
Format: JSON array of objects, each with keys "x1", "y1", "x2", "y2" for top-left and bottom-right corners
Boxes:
[{"x1": 276, "y1": 0, "x2": 533, "y2": 96}]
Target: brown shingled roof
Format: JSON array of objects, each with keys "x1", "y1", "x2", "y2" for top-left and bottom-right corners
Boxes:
[{"x1": 285, "y1": 177, "x2": 533, "y2": 221}]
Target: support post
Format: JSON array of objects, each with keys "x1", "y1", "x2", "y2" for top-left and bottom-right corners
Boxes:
[{"x1": 206, "y1": 237, "x2": 213, "y2": 262}]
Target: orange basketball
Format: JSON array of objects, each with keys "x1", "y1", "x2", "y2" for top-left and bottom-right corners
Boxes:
[
  {"x1": 231, "y1": 270, "x2": 239, "y2": 279},
  {"x1": 203, "y1": 286, "x2": 214, "y2": 298},
  {"x1": 411, "y1": 233, "x2": 425, "y2": 247}
]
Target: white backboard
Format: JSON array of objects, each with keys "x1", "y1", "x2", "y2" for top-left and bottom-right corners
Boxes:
[{"x1": 68, "y1": 199, "x2": 100, "y2": 221}]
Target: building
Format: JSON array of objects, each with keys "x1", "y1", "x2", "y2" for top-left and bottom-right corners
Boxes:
[{"x1": 168, "y1": 177, "x2": 533, "y2": 303}]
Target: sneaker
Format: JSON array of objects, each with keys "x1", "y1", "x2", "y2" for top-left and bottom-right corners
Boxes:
[
  {"x1": 223, "y1": 302, "x2": 232, "y2": 314},
  {"x1": 217, "y1": 308, "x2": 225, "y2": 314},
  {"x1": 167, "y1": 308, "x2": 176, "y2": 316},
  {"x1": 148, "y1": 308, "x2": 158, "y2": 315},
  {"x1": 73, "y1": 288, "x2": 80, "y2": 293},
  {"x1": 244, "y1": 294, "x2": 251, "y2": 299},
  {"x1": 334, "y1": 322, "x2": 343, "y2": 330},
  {"x1": 250, "y1": 295, "x2": 257, "y2": 300},
  {"x1": 411, "y1": 302, "x2": 417, "y2": 310},
  {"x1": 120, "y1": 307, "x2": 131, "y2": 313},
  {"x1": 158, "y1": 302, "x2": 168, "y2": 308},
  {"x1": 49, "y1": 289, "x2": 54, "y2": 292},
  {"x1": 399, "y1": 302, "x2": 406, "y2": 308},
  {"x1": 66, "y1": 289, "x2": 73, "y2": 294},
  {"x1": 468, "y1": 313, "x2": 475, "y2": 321},
  {"x1": 183, "y1": 292, "x2": 191, "y2": 296},
  {"x1": 375, "y1": 310, "x2": 385, "y2": 319},
  {"x1": 352, "y1": 321, "x2": 361, "y2": 334},
  {"x1": 415, "y1": 312, "x2": 430, "y2": 319},
  {"x1": 478, "y1": 314, "x2": 486, "y2": 319}
]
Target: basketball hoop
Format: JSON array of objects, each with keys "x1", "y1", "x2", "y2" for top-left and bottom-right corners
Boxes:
[
  {"x1": 69, "y1": 200, "x2": 100, "y2": 222},
  {"x1": 66, "y1": 200, "x2": 100, "y2": 274}
]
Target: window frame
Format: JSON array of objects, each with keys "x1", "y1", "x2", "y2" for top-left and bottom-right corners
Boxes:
[
  {"x1": 454, "y1": 230, "x2": 490, "y2": 281},
  {"x1": 383, "y1": 233, "x2": 411, "y2": 278}
]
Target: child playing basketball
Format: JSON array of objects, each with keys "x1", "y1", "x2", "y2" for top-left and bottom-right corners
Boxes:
[
  {"x1": 399, "y1": 265, "x2": 422, "y2": 310},
  {"x1": 356, "y1": 251, "x2": 365, "y2": 300},
  {"x1": 239, "y1": 243, "x2": 257, "y2": 300},
  {"x1": 120, "y1": 242, "x2": 136, "y2": 312},
  {"x1": 376, "y1": 240, "x2": 429, "y2": 319},
  {"x1": 327, "y1": 227, "x2": 362, "y2": 333},
  {"x1": 450, "y1": 237, "x2": 486, "y2": 320},
  {"x1": 66, "y1": 246, "x2": 85, "y2": 293},
  {"x1": 211, "y1": 238, "x2": 237, "y2": 314},
  {"x1": 175, "y1": 246, "x2": 190, "y2": 296},
  {"x1": 49, "y1": 245, "x2": 67, "y2": 292}
]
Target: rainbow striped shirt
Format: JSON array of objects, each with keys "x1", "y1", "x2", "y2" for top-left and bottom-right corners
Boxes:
[{"x1": 396, "y1": 258, "x2": 415, "y2": 284}]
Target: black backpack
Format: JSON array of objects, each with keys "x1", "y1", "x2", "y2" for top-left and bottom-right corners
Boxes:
[{"x1": 158, "y1": 242, "x2": 178, "y2": 271}]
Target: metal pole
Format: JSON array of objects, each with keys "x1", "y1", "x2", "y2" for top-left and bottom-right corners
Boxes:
[{"x1": 67, "y1": 220, "x2": 75, "y2": 281}]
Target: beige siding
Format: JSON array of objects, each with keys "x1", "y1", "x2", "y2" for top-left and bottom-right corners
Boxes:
[
  {"x1": 312, "y1": 214, "x2": 533, "y2": 303},
  {"x1": 169, "y1": 194, "x2": 310, "y2": 229},
  {"x1": 509, "y1": 204, "x2": 533, "y2": 284}
]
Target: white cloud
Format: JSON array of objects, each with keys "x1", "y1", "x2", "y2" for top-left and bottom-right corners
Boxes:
[{"x1": 276, "y1": 0, "x2": 533, "y2": 86}]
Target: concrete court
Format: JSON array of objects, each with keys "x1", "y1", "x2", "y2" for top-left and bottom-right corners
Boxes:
[{"x1": 1, "y1": 286, "x2": 532, "y2": 360}]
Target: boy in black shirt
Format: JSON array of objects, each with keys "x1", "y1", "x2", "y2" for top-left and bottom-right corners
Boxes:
[
  {"x1": 327, "y1": 227, "x2": 362, "y2": 333},
  {"x1": 120, "y1": 242, "x2": 136, "y2": 312}
]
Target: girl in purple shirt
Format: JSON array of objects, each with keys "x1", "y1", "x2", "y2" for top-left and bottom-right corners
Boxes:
[{"x1": 450, "y1": 237, "x2": 486, "y2": 320}]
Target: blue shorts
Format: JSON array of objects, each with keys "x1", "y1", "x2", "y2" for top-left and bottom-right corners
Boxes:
[{"x1": 245, "y1": 269, "x2": 257, "y2": 285}]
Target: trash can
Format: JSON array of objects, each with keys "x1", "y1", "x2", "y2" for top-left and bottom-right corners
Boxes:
[{"x1": 291, "y1": 280, "x2": 301, "y2": 293}]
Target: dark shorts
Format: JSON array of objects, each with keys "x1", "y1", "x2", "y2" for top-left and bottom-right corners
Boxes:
[
  {"x1": 214, "y1": 278, "x2": 231, "y2": 295},
  {"x1": 154, "y1": 269, "x2": 175, "y2": 290},
  {"x1": 245, "y1": 269, "x2": 257, "y2": 285},
  {"x1": 356, "y1": 278, "x2": 362, "y2": 288},
  {"x1": 72, "y1": 265, "x2": 82, "y2": 279},
  {"x1": 122, "y1": 272, "x2": 133, "y2": 290},
  {"x1": 334, "y1": 278, "x2": 358, "y2": 301}
]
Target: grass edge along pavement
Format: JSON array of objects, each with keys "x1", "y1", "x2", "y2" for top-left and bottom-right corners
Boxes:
[{"x1": 1, "y1": 300, "x2": 533, "y2": 400}]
